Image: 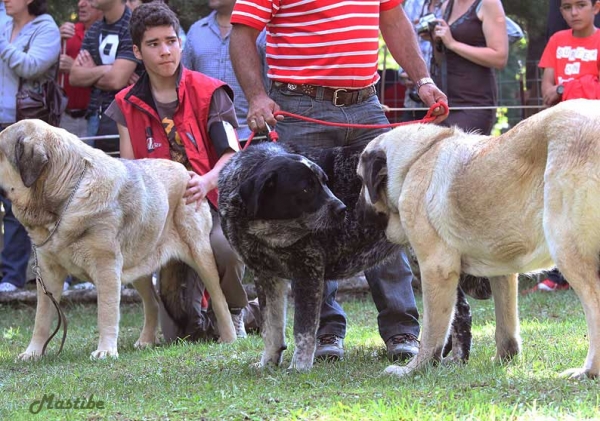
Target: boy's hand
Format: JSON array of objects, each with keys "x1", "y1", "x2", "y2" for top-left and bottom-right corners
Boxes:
[
  {"x1": 184, "y1": 171, "x2": 211, "y2": 210},
  {"x1": 543, "y1": 88, "x2": 561, "y2": 107}
]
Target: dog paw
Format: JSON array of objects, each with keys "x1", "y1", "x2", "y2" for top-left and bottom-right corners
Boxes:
[
  {"x1": 134, "y1": 337, "x2": 160, "y2": 349},
  {"x1": 90, "y1": 349, "x2": 119, "y2": 360},
  {"x1": 218, "y1": 333, "x2": 236, "y2": 344},
  {"x1": 287, "y1": 359, "x2": 313, "y2": 372},
  {"x1": 560, "y1": 367, "x2": 598, "y2": 380},
  {"x1": 260, "y1": 351, "x2": 284, "y2": 367},
  {"x1": 384, "y1": 364, "x2": 414, "y2": 377},
  {"x1": 16, "y1": 351, "x2": 42, "y2": 362}
]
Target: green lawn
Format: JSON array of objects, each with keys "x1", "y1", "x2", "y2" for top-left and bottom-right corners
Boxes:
[{"x1": 0, "y1": 289, "x2": 598, "y2": 420}]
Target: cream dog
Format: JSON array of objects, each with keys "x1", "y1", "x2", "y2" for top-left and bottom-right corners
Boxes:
[
  {"x1": 0, "y1": 120, "x2": 236, "y2": 360},
  {"x1": 358, "y1": 99, "x2": 600, "y2": 379}
]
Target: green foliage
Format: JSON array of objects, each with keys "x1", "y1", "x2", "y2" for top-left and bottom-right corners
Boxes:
[
  {"x1": 46, "y1": 1, "x2": 212, "y2": 31},
  {"x1": 1, "y1": 292, "x2": 599, "y2": 420}
]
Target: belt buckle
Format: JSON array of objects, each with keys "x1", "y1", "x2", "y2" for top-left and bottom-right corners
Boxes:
[{"x1": 332, "y1": 88, "x2": 347, "y2": 107}]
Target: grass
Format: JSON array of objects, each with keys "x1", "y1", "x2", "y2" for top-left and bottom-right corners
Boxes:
[{"x1": 0, "y1": 290, "x2": 599, "y2": 420}]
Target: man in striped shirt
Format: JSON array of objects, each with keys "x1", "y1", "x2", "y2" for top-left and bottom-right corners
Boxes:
[{"x1": 230, "y1": 0, "x2": 447, "y2": 362}]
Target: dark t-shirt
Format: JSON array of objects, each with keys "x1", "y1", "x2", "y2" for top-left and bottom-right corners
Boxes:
[{"x1": 81, "y1": 7, "x2": 143, "y2": 115}]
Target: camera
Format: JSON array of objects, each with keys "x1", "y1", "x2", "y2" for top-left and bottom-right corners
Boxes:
[{"x1": 416, "y1": 13, "x2": 438, "y2": 35}]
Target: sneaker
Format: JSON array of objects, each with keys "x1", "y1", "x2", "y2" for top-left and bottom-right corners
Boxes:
[
  {"x1": 314, "y1": 334, "x2": 344, "y2": 361},
  {"x1": 231, "y1": 309, "x2": 247, "y2": 339},
  {"x1": 72, "y1": 281, "x2": 95, "y2": 290},
  {"x1": 521, "y1": 278, "x2": 570, "y2": 295},
  {"x1": 0, "y1": 282, "x2": 18, "y2": 292},
  {"x1": 386, "y1": 333, "x2": 419, "y2": 362}
]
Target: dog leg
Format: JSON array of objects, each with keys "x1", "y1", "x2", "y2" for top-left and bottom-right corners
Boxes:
[
  {"x1": 288, "y1": 278, "x2": 324, "y2": 371},
  {"x1": 490, "y1": 274, "x2": 521, "y2": 362},
  {"x1": 91, "y1": 261, "x2": 122, "y2": 359},
  {"x1": 443, "y1": 287, "x2": 472, "y2": 363},
  {"x1": 258, "y1": 276, "x2": 288, "y2": 368},
  {"x1": 18, "y1": 261, "x2": 67, "y2": 361},
  {"x1": 188, "y1": 252, "x2": 236, "y2": 343},
  {"x1": 132, "y1": 275, "x2": 160, "y2": 348},
  {"x1": 386, "y1": 255, "x2": 460, "y2": 377},
  {"x1": 554, "y1": 258, "x2": 600, "y2": 379}
]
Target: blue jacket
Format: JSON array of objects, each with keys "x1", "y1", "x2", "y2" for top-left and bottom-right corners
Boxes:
[{"x1": 0, "y1": 14, "x2": 60, "y2": 124}]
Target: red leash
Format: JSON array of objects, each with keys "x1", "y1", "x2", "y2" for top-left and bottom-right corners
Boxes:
[{"x1": 242, "y1": 101, "x2": 448, "y2": 150}]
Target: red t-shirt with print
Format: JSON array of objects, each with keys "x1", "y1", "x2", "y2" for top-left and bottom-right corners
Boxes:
[{"x1": 539, "y1": 29, "x2": 600, "y2": 85}]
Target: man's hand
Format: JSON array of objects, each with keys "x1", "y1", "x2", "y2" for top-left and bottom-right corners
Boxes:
[
  {"x1": 76, "y1": 50, "x2": 96, "y2": 68},
  {"x1": 247, "y1": 92, "x2": 284, "y2": 133},
  {"x1": 128, "y1": 73, "x2": 140, "y2": 86},
  {"x1": 418, "y1": 84, "x2": 449, "y2": 123},
  {"x1": 59, "y1": 22, "x2": 76, "y2": 40},
  {"x1": 59, "y1": 54, "x2": 75, "y2": 74},
  {"x1": 184, "y1": 171, "x2": 211, "y2": 210}
]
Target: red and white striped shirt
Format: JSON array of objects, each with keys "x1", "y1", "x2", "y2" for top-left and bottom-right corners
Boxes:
[{"x1": 232, "y1": 0, "x2": 402, "y2": 89}]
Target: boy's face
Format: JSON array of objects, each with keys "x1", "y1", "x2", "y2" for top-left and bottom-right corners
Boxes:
[
  {"x1": 133, "y1": 26, "x2": 181, "y2": 79},
  {"x1": 560, "y1": 0, "x2": 599, "y2": 31}
]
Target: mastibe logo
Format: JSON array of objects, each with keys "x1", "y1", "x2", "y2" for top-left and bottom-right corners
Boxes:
[{"x1": 29, "y1": 394, "x2": 105, "y2": 414}]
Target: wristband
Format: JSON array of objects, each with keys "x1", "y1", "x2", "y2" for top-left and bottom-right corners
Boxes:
[{"x1": 416, "y1": 77, "x2": 435, "y2": 91}]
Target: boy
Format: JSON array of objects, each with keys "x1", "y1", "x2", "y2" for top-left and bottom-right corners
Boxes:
[
  {"x1": 540, "y1": 0, "x2": 600, "y2": 106},
  {"x1": 105, "y1": 1, "x2": 254, "y2": 341}
]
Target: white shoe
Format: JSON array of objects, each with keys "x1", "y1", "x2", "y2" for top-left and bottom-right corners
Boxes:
[
  {"x1": 73, "y1": 281, "x2": 95, "y2": 290},
  {"x1": 231, "y1": 310, "x2": 247, "y2": 339},
  {"x1": 0, "y1": 282, "x2": 18, "y2": 292}
]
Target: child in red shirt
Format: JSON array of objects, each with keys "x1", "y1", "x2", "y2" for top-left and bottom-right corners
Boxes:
[{"x1": 539, "y1": 0, "x2": 600, "y2": 106}]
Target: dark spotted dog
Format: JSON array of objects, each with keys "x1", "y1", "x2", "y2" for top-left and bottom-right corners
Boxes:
[{"x1": 218, "y1": 142, "x2": 486, "y2": 370}]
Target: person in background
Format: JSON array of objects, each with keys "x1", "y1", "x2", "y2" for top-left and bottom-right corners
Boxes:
[
  {"x1": 105, "y1": 1, "x2": 252, "y2": 339},
  {"x1": 430, "y1": 0, "x2": 508, "y2": 135},
  {"x1": 58, "y1": 0, "x2": 103, "y2": 139},
  {"x1": 524, "y1": 0, "x2": 600, "y2": 295},
  {"x1": 547, "y1": 0, "x2": 600, "y2": 40},
  {"x1": 69, "y1": 0, "x2": 143, "y2": 152},
  {"x1": 399, "y1": 0, "x2": 440, "y2": 122},
  {"x1": 182, "y1": 0, "x2": 266, "y2": 141},
  {"x1": 128, "y1": 0, "x2": 187, "y2": 49},
  {"x1": 230, "y1": 0, "x2": 447, "y2": 362},
  {"x1": 0, "y1": 0, "x2": 59, "y2": 292}
]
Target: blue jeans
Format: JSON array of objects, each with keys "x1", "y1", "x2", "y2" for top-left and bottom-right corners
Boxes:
[
  {"x1": 86, "y1": 113, "x2": 99, "y2": 142},
  {"x1": 268, "y1": 84, "x2": 420, "y2": 342},
  {"x1": 1, "y1": 196, "x2": 31, "y2": 288}
]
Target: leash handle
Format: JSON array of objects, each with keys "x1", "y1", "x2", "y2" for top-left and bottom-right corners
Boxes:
[{"x1": 242, "y1": 101, "x2": 449, "y2": 150}]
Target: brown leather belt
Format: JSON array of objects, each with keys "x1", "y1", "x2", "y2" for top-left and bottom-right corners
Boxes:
[
  {"x1": 274, "y1": 81, "x2": 377, "y2": 107},
  {"x1": 65, "y1": 109, "x2": 88, "y2": 119}
]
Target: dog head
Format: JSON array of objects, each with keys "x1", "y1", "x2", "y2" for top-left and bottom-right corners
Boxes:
[
  {"x1": 238, "y1": 152, "x2": 346, "y2": 230},
  {"x1": 357, "y1": 135, "x2": 391, "y2": 217},
  {"x1": 0, "y1": 119, "x2": 91, "y2": 226},
  {"x1": 0, "y1": 120, "x2": 52, "y2": 196}
]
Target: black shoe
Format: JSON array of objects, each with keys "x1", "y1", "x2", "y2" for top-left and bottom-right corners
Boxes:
[
  {"x1": 314, "y1": 334, "x2": 344, "y2": 361},
  {"x1": 386, "y1": 333, "x2": 419, "y2": 362}
]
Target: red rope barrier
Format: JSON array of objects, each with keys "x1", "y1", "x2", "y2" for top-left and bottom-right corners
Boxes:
[{"x1": 242, "y1": 101, "x2": 448, "y2": 150}]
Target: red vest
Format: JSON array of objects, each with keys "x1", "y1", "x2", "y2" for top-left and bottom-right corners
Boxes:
[{"x1": 115, "y1": 67, "x2": 231, "y2": 207}]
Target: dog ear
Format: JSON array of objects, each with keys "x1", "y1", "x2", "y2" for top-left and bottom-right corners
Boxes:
[
  {"x1": 15, "y1": 134, "x2": 48, "y2": 188},
  {"x1": 239, "y1": 170, "x2": 278, "y2": 217},
  {"x1": 363, "y1": 150, "x2": 388, "y2": 203}
]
